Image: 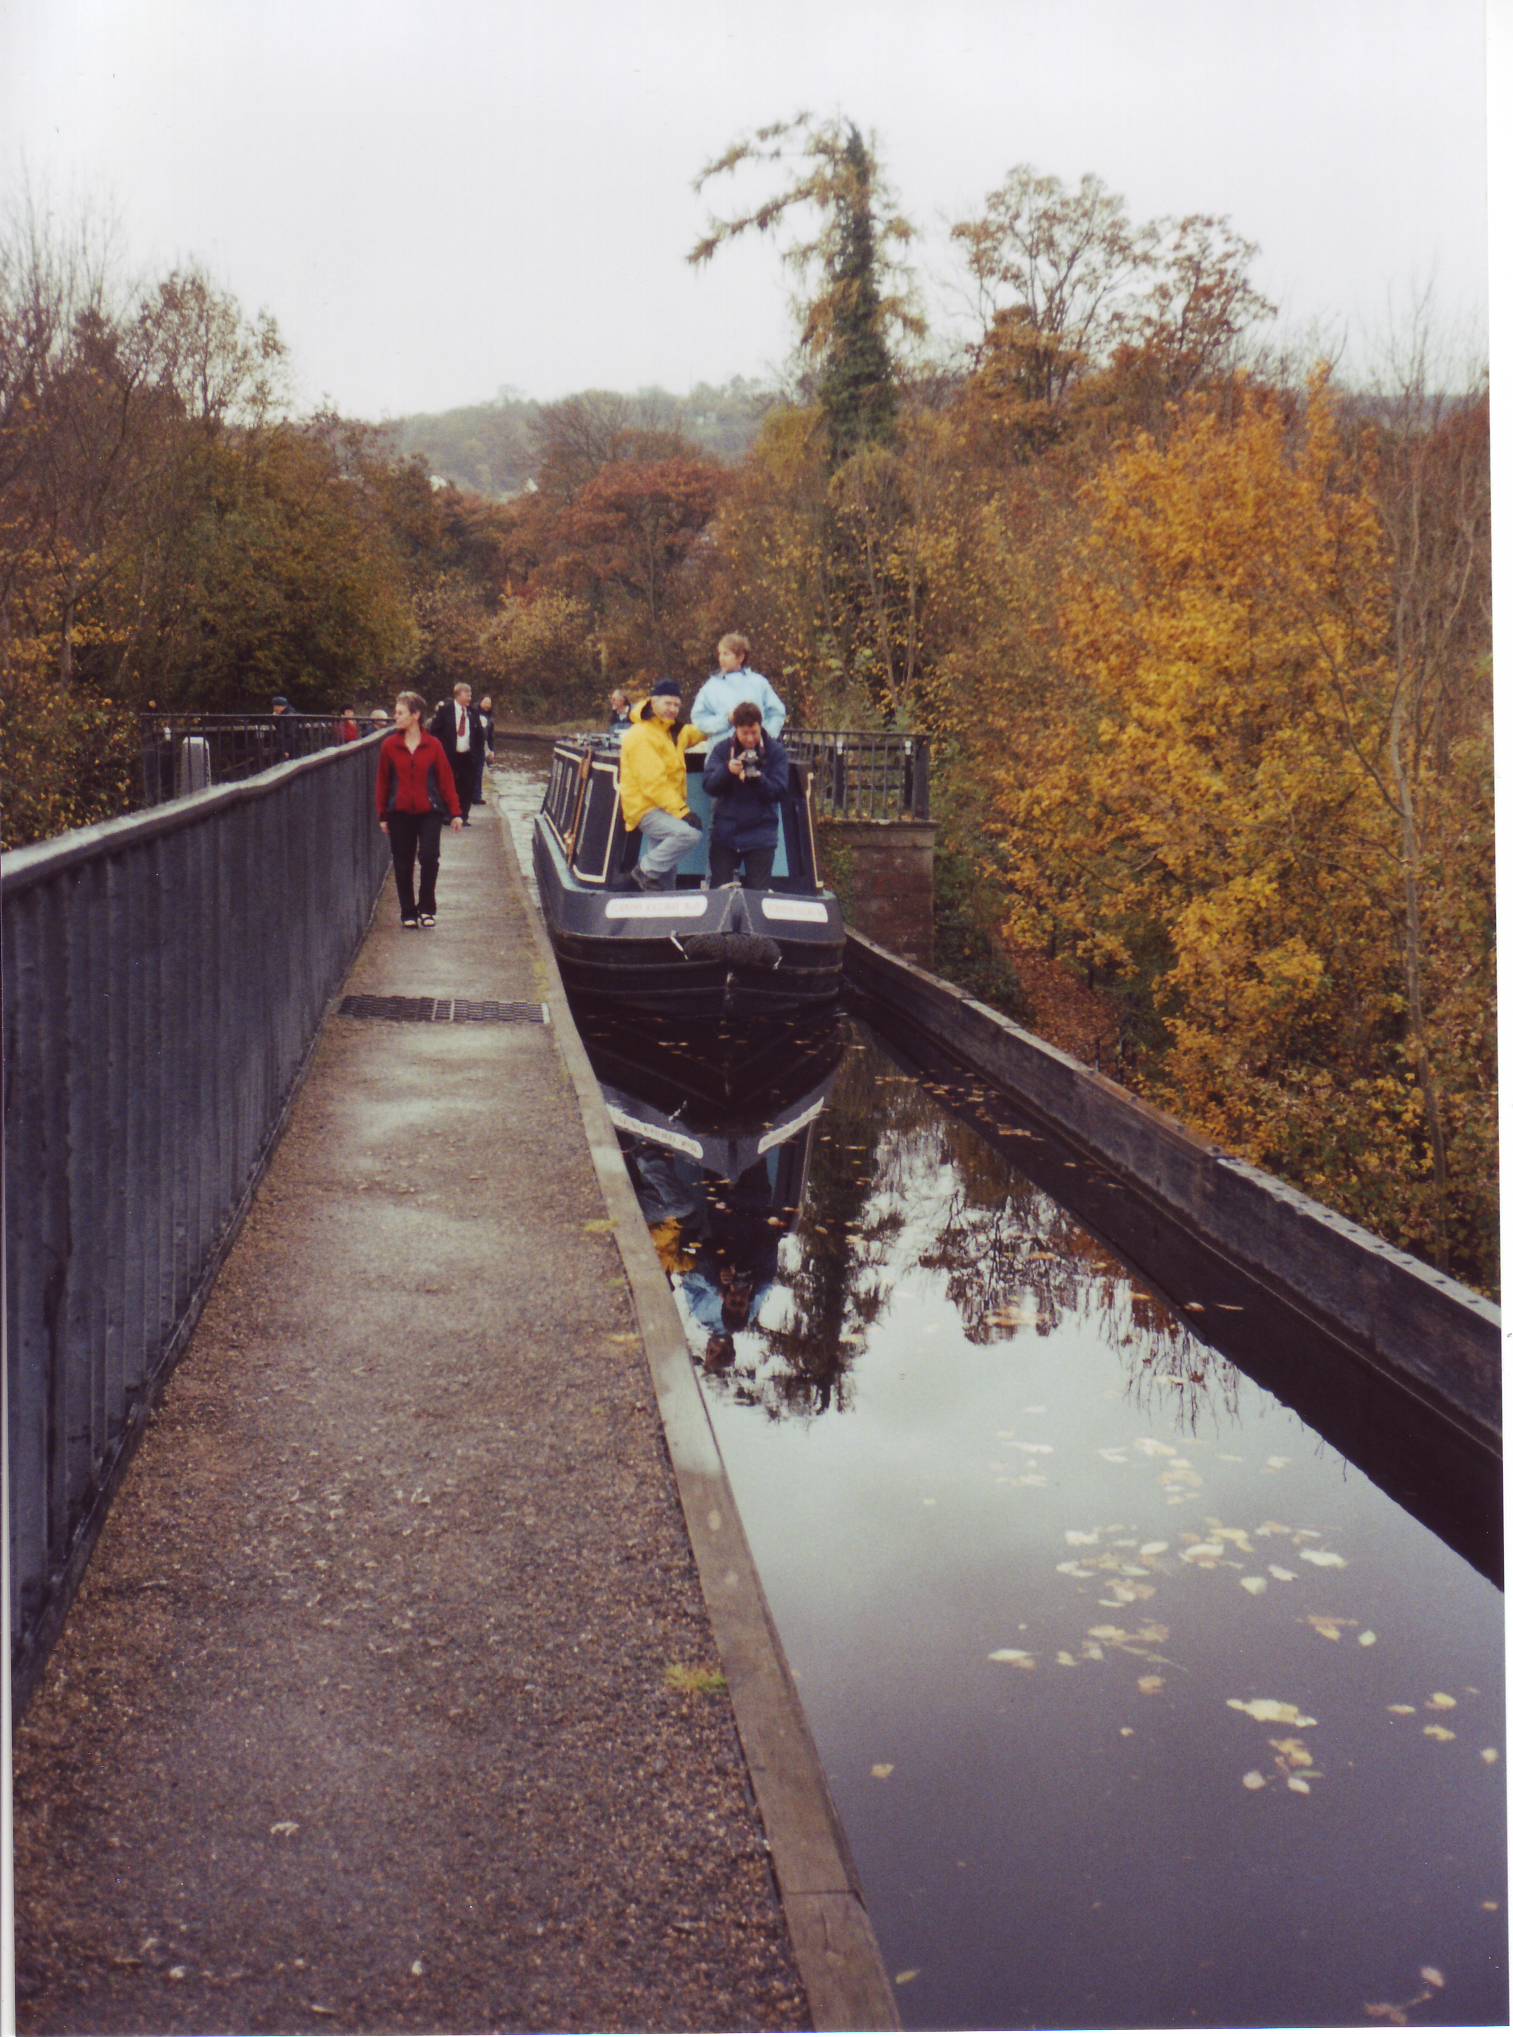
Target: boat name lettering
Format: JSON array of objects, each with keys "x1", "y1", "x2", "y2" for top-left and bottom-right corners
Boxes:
[
  {"x1": 604, "y1": 895, "x2": 710, "y2": 920},
  {"x1": 757, "y1": 1098, "x2": 829, "y2": 1154},
  {"x1": 760, "y1": 898, "x2": 831, "y2": 924},
  {"x1": 606, "y1": 1106, "x2": 704, "y2": 1159}
]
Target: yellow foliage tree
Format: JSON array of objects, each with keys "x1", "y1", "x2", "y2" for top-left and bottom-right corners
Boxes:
[{"x1": 997, "y1": 374, "x2": 1492, "y2": 1283}]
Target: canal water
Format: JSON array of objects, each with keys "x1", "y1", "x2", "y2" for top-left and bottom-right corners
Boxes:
[{"x1": 491, "y1": 758, "x2": 1506, "y2": 2031}]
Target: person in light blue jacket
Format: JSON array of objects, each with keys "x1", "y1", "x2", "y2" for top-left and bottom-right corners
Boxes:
[{"x1": 689, "y1": 632, "x2": 786, "y2": 741}]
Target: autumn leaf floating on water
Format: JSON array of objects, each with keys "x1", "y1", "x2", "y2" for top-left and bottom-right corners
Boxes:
[
  {"x1": 1227, "y1": 1697, "x2": 1318, "y2": 1727},
  {"x1": 1366, "y1": 1966, "x2": 1447, "y2": 2024},
  {"x1": 988, "y1": 1647, "x2": 1036, "y2": 1670},
  {"x1": 1237, "y1": 1726, "x2": 1324, "y2": 1796},
  {"x1": 1304, "y1": 1614, "x2": 1358, "y2": 1642}
]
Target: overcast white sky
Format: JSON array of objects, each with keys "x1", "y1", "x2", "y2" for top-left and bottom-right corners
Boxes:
[{"x1": 1, "y1": 0, "x2": 1495, "y2": 421}]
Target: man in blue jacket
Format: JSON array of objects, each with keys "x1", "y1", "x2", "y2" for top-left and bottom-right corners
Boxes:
[{"x1": 703, "y1": 701, "x2": 790, "y2": 888}]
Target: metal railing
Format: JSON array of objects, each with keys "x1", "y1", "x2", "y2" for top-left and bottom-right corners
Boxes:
[
  {"x1": 138, "y1": 712, "x2": 366, "y2": 808},
  {"x1": 4, "y1": 735, "x2": 390, "y2": 1707},
  {"x1": 782, "y1": 731, "x2": 931, "y2": 822}
]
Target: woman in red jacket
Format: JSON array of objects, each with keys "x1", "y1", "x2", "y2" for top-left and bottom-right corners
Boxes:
[{"x1": 375, "y1": 690, "x2": 462, "y2": 928}]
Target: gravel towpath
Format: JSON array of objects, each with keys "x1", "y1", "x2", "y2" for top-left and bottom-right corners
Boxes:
[{"x1": 11, "y1": 806, "x2": 809, "y2": 2035}]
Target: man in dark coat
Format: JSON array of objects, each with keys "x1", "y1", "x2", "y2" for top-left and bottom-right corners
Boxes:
[
  {"x1": 430, "y1": 682, "x2": 483, "y2": 825},
  {"x1": 702, "y1": 699, "x2": 790, "y2": 887}
]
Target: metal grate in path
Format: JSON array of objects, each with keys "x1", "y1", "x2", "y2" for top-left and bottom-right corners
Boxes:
[{"x1": 339, "y1": 994, "x2": 549, "y2": 1025}]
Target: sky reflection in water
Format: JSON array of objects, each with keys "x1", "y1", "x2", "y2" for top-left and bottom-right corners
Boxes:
[{"x1": 610, "y1": 1013, "x2": 1505, "y2": 2033}]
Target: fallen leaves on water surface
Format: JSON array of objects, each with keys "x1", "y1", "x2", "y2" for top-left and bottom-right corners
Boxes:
[
  {"x1": 1271, "y1": 1735, "x2": 1315, "y2": 1768},
  {"x1": 1159, "y1": 1462, "x2": 1204, "y2": 1497},
  {"x1": 1180, "y1": 1541, "x2": 1227, "y2": 1566},
  {"x1": 1304, "y1": 1614, "x2": 1358, "y2": 1642},
  {"x1": 1300, "y1": 1547, "x2": 1348, "y2": 1569},
  {"x1": 1099, "y1": 1581, "x2": 1157, "y2": 1608},
  {"x1": 1240, "y1": 1734, "x2": 1323, "y2": 1796},
  {"x1": 1268, "y1": 1564, "x2": 1299, "y2": 1582},
  {"x1": 1228, "y1": 1698, "x2": 1318, "y2": 1727},
  {"x1": 1482, "y1": 1748, "x2": 1500, "y2": 1765},
  {"x1": 871, "y1": 1763, "x2": 895, "y2": 1779},
  {"x1": 1425, "y1": 1692, "x2": 1458, "y2": 1710},
  {"x1": 1137, "y1": 1675, "x2": 1165, "y2": 1695},
  {"x1": 988, "y1": 1648, "x2": 1036, "y2": 1669},
  {"x1": 1087, "y1": 1622, "x2": 1177, "y2": 1667},
  {"x1": 270, "y1": 1821, "x2": 300, "y2": 1838},
  {"x1": 1240, "y1": 1576, "x2": 1268, "y2": 1595},
  {"x1": 1423, "y1": 1724, "x2": 1457, "y2": 1742},
  {"x1": 894, "y1": 1970, "x2": 920, "y2": 1985},
  {"x1": 1365, "y1": 1966, "x2": 1447, "y2": 2024}
]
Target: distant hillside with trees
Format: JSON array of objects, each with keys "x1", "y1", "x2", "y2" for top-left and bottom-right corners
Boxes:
[{"x1": 383, "y1": 379, "x2": 779, "y2": 495}]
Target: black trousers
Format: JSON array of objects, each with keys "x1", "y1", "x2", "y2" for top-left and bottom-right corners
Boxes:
[
  {"x1": 387, "y1": 811, "x2": 443, "y2": 918},
  {"x1": 709, "y1": 840, "x2": 775, "y2": 889},
  {"x1": 452, "y1": 750, "x2": 474, "y2": 822}
]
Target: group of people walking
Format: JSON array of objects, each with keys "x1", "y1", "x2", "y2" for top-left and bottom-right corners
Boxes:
[
  {"x1": 374, "y1": 634, "x2": 786, "y2": 926},
  {"x1": 374, "y1": 682, "x2": 493, "y2": 929}
]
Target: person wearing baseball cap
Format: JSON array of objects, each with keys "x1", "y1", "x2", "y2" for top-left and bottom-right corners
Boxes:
[{"x1": 617, "y1": 680, "x2": 704, "y2": 891}]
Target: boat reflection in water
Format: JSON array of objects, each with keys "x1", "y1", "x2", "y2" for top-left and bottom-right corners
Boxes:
[{"x1": 576, "y1": 1007, "x2": 849, "y2": 1407}]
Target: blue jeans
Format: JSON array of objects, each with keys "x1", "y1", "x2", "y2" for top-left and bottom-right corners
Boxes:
[{"x1": 636, "y1": 808, "x2": 700, "y2": 886}]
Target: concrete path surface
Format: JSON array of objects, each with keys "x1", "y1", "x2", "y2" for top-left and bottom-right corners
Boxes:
[{"x1": 10, "y1": 802, "x2": 881, "y2": 2035}]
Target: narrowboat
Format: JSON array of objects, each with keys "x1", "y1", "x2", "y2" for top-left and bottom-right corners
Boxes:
[{"x1": 533, "y1": 733, "x2": 845, "y2": 1017}]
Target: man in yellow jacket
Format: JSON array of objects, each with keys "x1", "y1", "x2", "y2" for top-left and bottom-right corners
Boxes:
[{"x1": 618, "y1": 678, "x2": 705, "y2": 890}]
